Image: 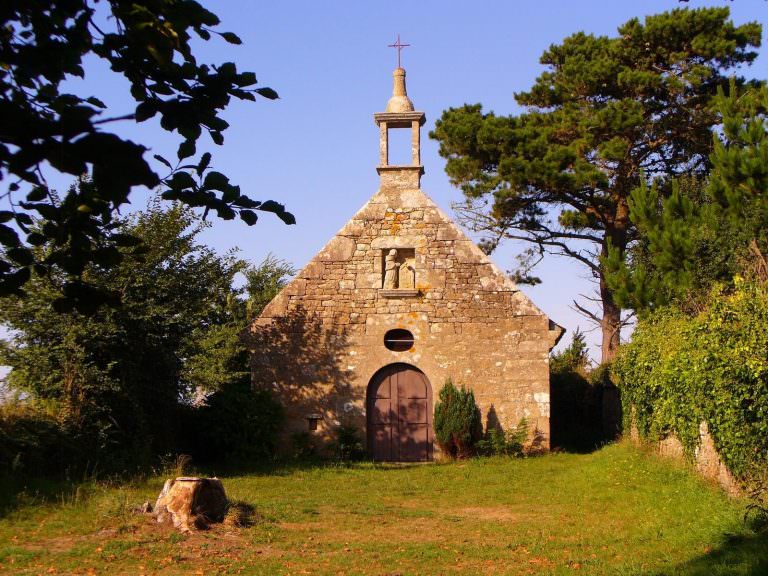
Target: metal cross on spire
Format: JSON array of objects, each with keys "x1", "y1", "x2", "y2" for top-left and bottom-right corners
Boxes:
[{"x1": 388, "y1": 34, "x2": 411, "y2": 69}]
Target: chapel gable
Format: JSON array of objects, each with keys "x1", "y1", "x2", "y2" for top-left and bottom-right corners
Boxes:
[{"x1": 252, "y1": 61, "x2": 563, "y2": 461}]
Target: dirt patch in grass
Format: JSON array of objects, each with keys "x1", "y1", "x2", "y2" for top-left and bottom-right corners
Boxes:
[
  {"x1": 12, "y1": 534, "x2": 91, "y2": 553},
  {"x1": 277, "y1": 520, "x2": 323, "y2": 532}
]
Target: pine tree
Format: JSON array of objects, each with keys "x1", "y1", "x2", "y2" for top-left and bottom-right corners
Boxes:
[
  {"x1": 430, "y1": 7, "x2": 761, "y2": 361},
  {"x1": 606, "y1": 82, "x2": 768, "y2": 311}
]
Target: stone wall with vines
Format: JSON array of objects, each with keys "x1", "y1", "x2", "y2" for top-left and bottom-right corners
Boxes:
[{"x1": 613, "y1": 279, "x2": 768, "y2": 481}]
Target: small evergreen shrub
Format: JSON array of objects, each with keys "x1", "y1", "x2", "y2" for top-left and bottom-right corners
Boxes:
[{"x1": 433, "y1": 379, "x2": 482, "y2": 458}]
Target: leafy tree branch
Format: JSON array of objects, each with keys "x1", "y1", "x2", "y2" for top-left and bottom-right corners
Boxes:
[{"x1": 0, "y1": 1, "x2": 295, "y2": 310}]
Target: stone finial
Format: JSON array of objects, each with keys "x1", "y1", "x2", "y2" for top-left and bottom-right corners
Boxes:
[{"x1": 386, "y1": 68, "x2": 415, "y2": 113}]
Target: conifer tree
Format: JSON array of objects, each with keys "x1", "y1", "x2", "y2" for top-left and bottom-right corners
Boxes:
[
  {"x1": 433, "y1": 379, "x2": 482, "y2": 458},
  {"x1": 430, "y1": 7, "x2": 761, "y2": 361},
  {"x1": 606, "y1": 82, "x2": 768, "y2": 311}
]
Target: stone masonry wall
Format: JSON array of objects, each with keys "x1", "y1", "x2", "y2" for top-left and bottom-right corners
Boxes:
[
  {"x1": 631, "y1": 420, "x2": 740, "y2": 496},
  {"x1": 251, "y1": 183, "x2": 562, "y2": 455}
]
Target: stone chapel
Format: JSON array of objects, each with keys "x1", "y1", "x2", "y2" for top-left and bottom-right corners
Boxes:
[{"x1": 250, "y1": 66, "x2": 564, "y2": 461}]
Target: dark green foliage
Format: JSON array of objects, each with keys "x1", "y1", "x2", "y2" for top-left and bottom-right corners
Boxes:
[
  {"x1": 186, "y1": 384, "x2": 283, "y2": 464},
  {"x1": 0, "y1": 199, "x2": 294, "y2": 475},
  {"x1": 182, "y1": 254, "x2": 294, "y2": 394},
  {"x1": 0, "y1": 1, "x2": 294, "y2": 308},
  {"x1": 179, "y1": 255, "x2": 292, "y2": 465},
  {"x1": 430, "y1": 7, "x2": 761, "y2": 360},
  {"x1": 613, "y1": 280, "x2": 768, "y2": 479},
  {"x1": 709, "y1": 83, "x2": 768, "y2": 244},
  {"x1": 243, "y1": 255, "x2": 297, "y2": 319},
  {"x1": 0, "y1": 200, "x2": 241, "y2": 467},
  {"x1": 290, "y1": 432, "x2": 318, "y2": 460},
  {"x1": 549, "y1": 332, "x2": 605, "y2": 452},
  {"x1": 0, "y1": 403, "x2": 74, "y2": 476},
  {"x1": 433, "y1": 379, "x2": 482, "y2": 458},
  {"x1": 745, "y1": 476, "x2": 768, "y2": 532},
  {"x1": 549, "y1": 329, "x2": 589, "y2": 375},
  {"x1": 607, "y1": 83, "x2": 768, "y2": 312},
  {"x1": 550, "y1": 370, "x2": 604, "y2": 453}
]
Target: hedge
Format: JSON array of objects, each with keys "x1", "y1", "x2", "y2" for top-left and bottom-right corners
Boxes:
[{"x1": 613, "y1": 278, "x2": 768, "y2": 478}]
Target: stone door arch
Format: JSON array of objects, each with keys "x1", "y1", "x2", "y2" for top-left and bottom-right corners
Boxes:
[{"x1": 367, "y1": 363, "x2": 433, "y2": 462}]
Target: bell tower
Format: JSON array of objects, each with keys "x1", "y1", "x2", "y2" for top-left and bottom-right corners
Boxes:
[{"x1": 374, "y1": 39, "x2": 426, "y2": 190}]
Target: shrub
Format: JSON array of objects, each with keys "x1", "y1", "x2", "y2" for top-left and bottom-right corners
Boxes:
[
  {"x1": 0, "y1": 394, "x2": 164, "y2": 479},
  {"x1": 433, "y1": 379, "x2": 482, "y2": 458},
  {"x1": 290, "y1": 431, "x2": 317, "y2": 460},
  {"x1": 550, "y1": 329, "x2": 590, "y2": 374},
  {"x1": 0, "y1": 402, "x2": 74, "y2": 477},
  {"x1": 745, "y1": 474, "x2": 768, "y2": 532},
  {"x1": 549, "y1": 332, "x2": 606, "y2": 452}
]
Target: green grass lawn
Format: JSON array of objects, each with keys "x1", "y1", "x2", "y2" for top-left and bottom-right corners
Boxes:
[{"x1": 0, "y1": 442, "x2": 765, "y2": 575}]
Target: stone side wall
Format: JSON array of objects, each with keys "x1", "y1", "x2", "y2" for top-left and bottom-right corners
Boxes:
[
  {"x1": 251, "y1": 184, "x2": 561, "y2": 455},
  {"x1": 631, "y1": 421, "x2": 739, "y2": 495}
]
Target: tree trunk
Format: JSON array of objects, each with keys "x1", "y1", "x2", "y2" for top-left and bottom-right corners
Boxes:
[
  {"x1": 598, "y1": 274, "x2": 623, "y2": 439},
  {"x1": 599, "y1": 274, "x2": 622, "y2": 364},
  {"x1": 600, "y1": 204, "x2": 629, "y2": 364}
]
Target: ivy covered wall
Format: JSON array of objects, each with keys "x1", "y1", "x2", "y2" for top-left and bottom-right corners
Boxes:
[{"x1": 613, "y1": 279, "x2": 768, "y2": 479}]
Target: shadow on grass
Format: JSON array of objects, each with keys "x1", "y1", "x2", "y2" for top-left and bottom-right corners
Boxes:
[
  {"x1": 0, "y1": 456, "x2": 433, "y2": 518},
  {"x1": 0, "y1": 473, "x2": 105, "y2": 519},
  {"x1": 653, "y1": 529, "x2": 768, "y2": 575}
]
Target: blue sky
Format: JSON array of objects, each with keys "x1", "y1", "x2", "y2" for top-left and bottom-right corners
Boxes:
[{"x1": 47, "y1": 0, "x2": 768, "y2": 360}]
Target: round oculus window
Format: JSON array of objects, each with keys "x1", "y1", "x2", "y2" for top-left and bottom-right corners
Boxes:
[{"x1": 384, "y1": 328, "x2": 414, "y2": 352}]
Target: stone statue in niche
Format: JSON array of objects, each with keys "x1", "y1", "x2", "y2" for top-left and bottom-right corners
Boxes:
[
  {"x1": 383, "y1": 249, "x2": 399, "y2": 289},
  {"x1": 382, "y1": 248, "x2": 416, "y2": 290}
]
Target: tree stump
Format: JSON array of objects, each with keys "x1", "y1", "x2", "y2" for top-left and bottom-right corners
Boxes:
[{"x1": 153, "y1": 477, "x2": 227, "y2": 532}]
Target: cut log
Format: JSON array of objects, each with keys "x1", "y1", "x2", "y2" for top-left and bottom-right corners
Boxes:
[{"x1": 153, "y1": 477, "x2": 227, "y2": 532}]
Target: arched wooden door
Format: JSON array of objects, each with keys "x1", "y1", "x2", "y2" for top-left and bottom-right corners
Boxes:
[{"x1": 367, "y1": 364, "x2": 433, "y2": 462}]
